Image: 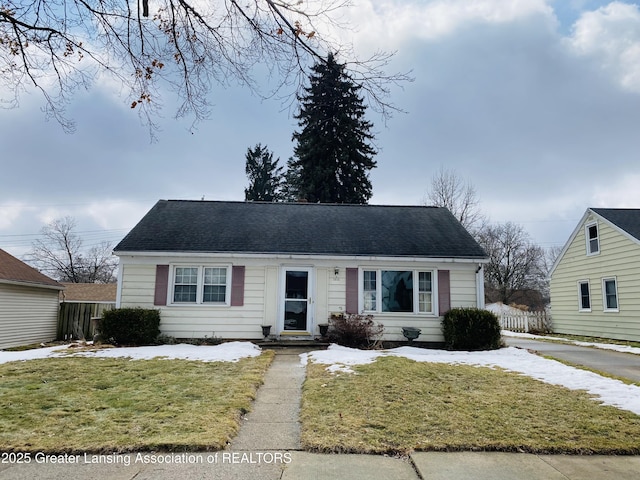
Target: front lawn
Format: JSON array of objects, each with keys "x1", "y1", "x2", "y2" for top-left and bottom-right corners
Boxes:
[
  {"x1": 0, "y1": 351, "x2": 274, "y2": 453},
  {"x1": 301, "y1": 356, "x2": 640, "y2": 455}
]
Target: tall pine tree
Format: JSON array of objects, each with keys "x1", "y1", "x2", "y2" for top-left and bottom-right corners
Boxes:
[
  {"x1": 244, "y1": 144, "x2": 284, "y2": 202},
  {"x1": 288, "y1": 53, "x2": 376, "y2": 204}
]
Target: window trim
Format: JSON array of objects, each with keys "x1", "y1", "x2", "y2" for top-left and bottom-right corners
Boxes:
[
  {"x1": 358, "y1": 268, "x2": 437, "y2": 315},
  {"x1": 169, "y1": 264, "x2": 231, "y2": 306},
  {"x1": 585, "y1": 222, "x2": 600, "y2": 256},
  {"x1": 601, "y1": 277, "x2": 619, "y2": 313},
  {"x1": 577, "y1": 280, "x2": 591, "y2": 312}
]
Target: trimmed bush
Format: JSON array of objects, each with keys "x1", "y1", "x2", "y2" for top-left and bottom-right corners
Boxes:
[
  {"x1": 100, "y1": 308, "x2": 161, "y2": 346},
  {"x1": 442, "y1": 307, "x2": 502, "y2": 351},
  {"x1": 326, "y1": 313, "x2": 384, "y2": 349}
]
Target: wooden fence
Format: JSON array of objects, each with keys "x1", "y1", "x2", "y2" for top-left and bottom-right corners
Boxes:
[
  {"x1": 57, "y1": 302, "x2": 115, "y2": 341},
  {"x1": 499, "y1": 311, "x2": 552, "y2": 334}
]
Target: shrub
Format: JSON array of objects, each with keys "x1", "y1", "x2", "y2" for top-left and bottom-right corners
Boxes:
[
  {"x1": 100, "y1": 308, "x2": 161, "y2": 346},
  {"x1": 442, "y1": 307, "x2": 502, "y2": 351},
  {"x1": 326, "y1": 313, "x2": 384, "y2": 349}
]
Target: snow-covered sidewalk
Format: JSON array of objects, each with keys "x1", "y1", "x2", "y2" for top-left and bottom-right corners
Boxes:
[{"x1": 302, "y1": 344, "x2": 640, "y2": 416}]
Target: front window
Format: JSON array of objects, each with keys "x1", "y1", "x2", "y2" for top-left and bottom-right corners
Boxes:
[
  {"x1": 362, "y1": 269, "x2": 434, "y2": 314},
  {"x1": 602, "y1": 278, "x2": 618, "y2": 311},
  {"x1": 173, "y1": 267, "x2": 198, "y2": 303},
  {"x1": 586, "y1": 223, "x2": 599, "y2": 255},
  {"x1": 172, "y1": 265, "x2": 230, "y2": 305},
  {"x1": 578, "y1": 281, "x2": 590, "y2": 311}
]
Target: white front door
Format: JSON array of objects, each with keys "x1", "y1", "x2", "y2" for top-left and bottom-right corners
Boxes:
[{"x1": 280, "y1": 267, "x2": 313, "y2": 335}]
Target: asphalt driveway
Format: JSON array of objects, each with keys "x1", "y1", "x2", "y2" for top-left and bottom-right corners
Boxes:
[{"x1": 505, "y1": 337, "x2": 640, "y2": 383}]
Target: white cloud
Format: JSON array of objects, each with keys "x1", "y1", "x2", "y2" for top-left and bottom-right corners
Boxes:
[
  {"x1": 592, "y1": 173, "x2": 640, "y2": 206},
  {"x1": 0, "y1": 202, "x2": 29, "y2": 230},
  {"x1": 569, "y1": 1, "x2": 640, "y2": 91},
  {"x1": 342, "y1": 0, "x2": 554, "y2": 49},
  {"x1": 83, "y1": 200, "x2": 155, "y2": 231}
]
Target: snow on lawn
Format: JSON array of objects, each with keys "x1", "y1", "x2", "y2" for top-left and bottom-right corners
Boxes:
[
  {"x1": 502, "y1": 330, "x2": 640, "y2": 355},
  {"x1": 302, "y1": 344, "x2": 640, "y2": 416},
  {"x1": 0, "y1": 342, "x2": 262, "y2": 364}
]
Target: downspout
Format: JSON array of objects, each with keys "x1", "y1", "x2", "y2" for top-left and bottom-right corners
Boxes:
[{"x1": 476, "y1": 264, "x2": 485, "y2": 309}]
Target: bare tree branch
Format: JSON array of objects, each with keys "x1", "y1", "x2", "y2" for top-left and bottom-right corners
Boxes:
[{"x1": 1, "y1": 0, "x2": 409, "y2": 135}]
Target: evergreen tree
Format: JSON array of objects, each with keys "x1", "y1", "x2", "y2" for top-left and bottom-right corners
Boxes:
[
  {"x1": 244, "y1": 144, "x2": 284, "y2": 202},
  {"x1": 289, "y1": 53, "x2": 377, "y2": 204}
]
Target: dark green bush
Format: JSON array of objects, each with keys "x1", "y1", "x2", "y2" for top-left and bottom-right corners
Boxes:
[
  {"x1": 100, "y1": 308, "x2": 161, "y2": 346},
  {"x1": 442, "y1": 307, "x2": 502, "y2": 351},
  {"x1": 326, "y1": 313, "x2": 384, "y2": 349}
]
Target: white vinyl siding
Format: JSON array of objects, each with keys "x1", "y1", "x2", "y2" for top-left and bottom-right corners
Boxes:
[
  {"x1": 117, "y1": 256, "x2": 483, "y2": 342},
  {"x1": 0, "y1": 284, "x2": 60, "y2": 349},
  {"x1": 551, "y1": 213, "x2": 640, "y2": 342}
]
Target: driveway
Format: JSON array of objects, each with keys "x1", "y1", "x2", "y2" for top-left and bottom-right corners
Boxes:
[{"x1": 505, "y1": 337, "x2": 640, "y2": 383}]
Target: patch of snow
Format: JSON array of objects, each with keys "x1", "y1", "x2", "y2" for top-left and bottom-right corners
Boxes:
[
  {"x1": 0, "y1": 342, "x2": 261, "y2": 364},
  {"x1": 502, "y1": 330, "x2": 640, "y2": 355},
  {"x1": 304, "y1": 344, "x2": 640, "y2": 416}
]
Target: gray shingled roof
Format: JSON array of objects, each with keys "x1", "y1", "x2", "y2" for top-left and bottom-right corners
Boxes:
[
  {"x1": 114, "y1": 200, "x2": 487, "y2": 259},
  {"x1": 592, "y1": 208, "x2": 640, "y2": 241}
]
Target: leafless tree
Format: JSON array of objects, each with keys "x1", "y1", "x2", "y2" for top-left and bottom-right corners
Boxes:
[
  {"x1": 29, "y1": 216, "x2": 117, "y2": 283},
  {"x1": 1, "y1": 1, "x2": 409, "y2": 135},
  {"x1": 476, "y1": 221, "x2": 546, "y2": 306},
  {"x1": 424, "y1": 167, "x2": 485, "y2": 232}
]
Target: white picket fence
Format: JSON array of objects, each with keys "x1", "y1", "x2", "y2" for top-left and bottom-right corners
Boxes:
[{"x1": 499, "y1": 311, "x2": 552, "y2": 334}]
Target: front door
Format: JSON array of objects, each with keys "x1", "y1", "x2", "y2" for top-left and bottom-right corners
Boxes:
[{"x1": 281, "y1": 267, "x2": 313, "y2": 335}]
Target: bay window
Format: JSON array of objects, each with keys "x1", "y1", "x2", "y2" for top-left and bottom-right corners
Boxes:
[{"x1": 362, "y1": 269, "x2": 435, "y2": 314}]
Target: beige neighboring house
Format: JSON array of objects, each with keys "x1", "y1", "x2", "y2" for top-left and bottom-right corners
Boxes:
[
  {"x1": 0, "y1": 248, "x2": 64, "y2": 349},
  {"x1": 550, "y1": 208, "x2": 640, "y2": 342}
]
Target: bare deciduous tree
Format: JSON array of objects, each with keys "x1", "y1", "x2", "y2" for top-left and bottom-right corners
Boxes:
[
  {"x1": 1, "y1": 1, "x2": 409, "y2": 135},
  {"x1": 424, "y1": 167, "x2": 484, "y2": 232},
  {"x1": 29, "y1": 217, "x2": 117, "y2": 283},
  {"x1": 476, "y1": 221, "x2": 546, "y2": 307}
]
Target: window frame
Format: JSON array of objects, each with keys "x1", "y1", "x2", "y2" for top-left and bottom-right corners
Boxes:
[
  {"x1": 577, "y1": 280, "x2": 591, "y2": 312},
  {"x1": 359, "y1": 268, "x2": 437, "y2": 315},
  {"x1": 585, "y1": 222, "x2": 600, "y2": 256},
  {"x1": 169, "y1": 264, "x2": 231, "y2": 306},
  {"x1": 601, "y1": 277, "x2": 619, "y2": 312}
]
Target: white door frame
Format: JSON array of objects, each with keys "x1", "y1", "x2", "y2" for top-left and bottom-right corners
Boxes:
[{"x1": 278, "y1": 266, "x2": 314, "y2": 336}]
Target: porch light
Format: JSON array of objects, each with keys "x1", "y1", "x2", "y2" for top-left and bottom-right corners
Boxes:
[{"x1": 261, "y1": 325, "x2": 272, "y2": 339}]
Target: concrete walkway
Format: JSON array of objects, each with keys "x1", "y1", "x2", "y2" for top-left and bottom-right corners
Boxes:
[{"x1": 2, "y1": 346, "x2": 640, "y2": 479}]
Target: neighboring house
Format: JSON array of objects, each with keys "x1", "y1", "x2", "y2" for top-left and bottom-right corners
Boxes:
[
  {"x1": 114, "y1": 200, "x2": 488, "y2": 342},
  {"x1": 58, "y1": 283, "x2": 117, "y2": 340},
  {"x1": 0, "y1": 248, "x2": 64, "y2": 349},
  {"x1": 550, "y1": 208, "x2": 640, "y2": 342}
]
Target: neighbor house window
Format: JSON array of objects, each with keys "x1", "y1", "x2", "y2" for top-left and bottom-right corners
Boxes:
[
  {"x1": 578, "y1": 280, "x2": 591, "y2": 311},
  {"x1": 172, "y1": 265, "x2": 230, "y2": 305},
  {"x1": 586, "y1": 223, "x2": 599, "y2": 255},
  {"x1": 361, "y1": 269, "x2": 435, "y2": 314},
  {"x1": 602, "y1": 278, "x2": 619, "y2": 311}
]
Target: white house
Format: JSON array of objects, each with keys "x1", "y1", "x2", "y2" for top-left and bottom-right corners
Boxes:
[
  {"x1": 0, "y1": 248, "x2": 64, "y2": 349},
  {"x1": 114, "y1": 200, "x2": 488, "y2": 342},
  {"x1": 550, "y1": 208, "x2": 640, "y2": 342}
]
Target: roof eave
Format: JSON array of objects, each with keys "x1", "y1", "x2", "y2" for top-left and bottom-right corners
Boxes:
[
  {"x1": 0, "y1": 278, "x2": 65, "y2": 291},
  {"x1": 114, "y1": 250, "x2": 488, "y2": 263}
]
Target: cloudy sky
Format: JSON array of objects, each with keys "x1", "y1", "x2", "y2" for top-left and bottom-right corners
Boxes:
[{"x1": 2, "y1": 0, "x2": 640, "y2": 261}]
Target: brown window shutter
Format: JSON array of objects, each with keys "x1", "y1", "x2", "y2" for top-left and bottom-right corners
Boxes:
[
  {"x1": 154, "y1": 265, "x2": 169, "y2": 306},
  {"x1": 231, "y1": 266, "x2": 245, "y2": 306},
  {"x1": 345, "y1": 268, "x2": 359, "y2": 314},
  {"x1": 438, "y1": 270, "x2": 451, "y2": 315}
]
